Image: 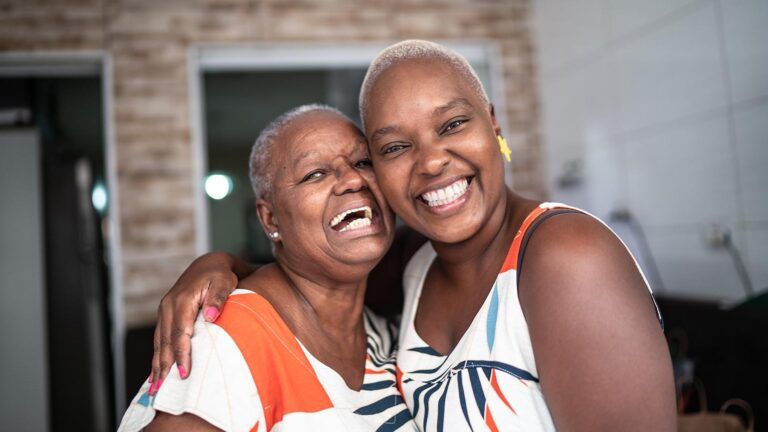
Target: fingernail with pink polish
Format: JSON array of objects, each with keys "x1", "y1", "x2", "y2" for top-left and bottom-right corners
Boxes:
[
  {"x1": 178, "y1": 365, "x2": 187, "y2": 378},
  {"x1": 148, "y1": 381, "x2": 157, "y2": 395},
  {"x1": 155, "y1": 378, "x2": 164, "y2": 393},
  {"x1": 204, "y1": 306, "x2": 219, "y2": 321}
]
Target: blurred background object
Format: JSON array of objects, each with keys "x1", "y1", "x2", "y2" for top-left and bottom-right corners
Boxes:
[
  {"x1": 0, "y1": 0, "x2": 765, "y2": 430},
  {"x1": 533, "y1": 0, "x2": 768, "y2": 428}
]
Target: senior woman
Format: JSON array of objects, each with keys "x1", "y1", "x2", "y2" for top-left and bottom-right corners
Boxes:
[{"x1": 118, "y1": 105, "x2": 416, "y2": 431}]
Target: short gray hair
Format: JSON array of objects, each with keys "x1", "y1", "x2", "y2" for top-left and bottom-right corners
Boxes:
[
  {"x1": 358, "y1": 40, "x2": 490, "y2": 129},
  {"x1": 249, "y1": 104, "x2": 349, "y2": 198}
]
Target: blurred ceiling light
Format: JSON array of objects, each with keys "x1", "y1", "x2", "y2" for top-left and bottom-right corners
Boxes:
[
  {"x1": 92, "y1": 182, "x2": 108, "y2": 213},
  {"x1": 205, "y1": 173, "x2": 233, "y2": 200}
]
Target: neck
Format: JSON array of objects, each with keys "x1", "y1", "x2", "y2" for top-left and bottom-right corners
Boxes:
[
  {"x1": 274, "y1": 257, "x2": 368, "y2": 336},
  {"x1": 431, "y1": 189, "x2": 525, "y2": 284}
]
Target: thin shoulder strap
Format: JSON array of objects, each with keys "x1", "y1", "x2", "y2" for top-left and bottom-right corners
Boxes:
[
  {"x1": 512, "y1": 206, "x2": 665, "y2": 329},
  {"x1": 515, "y1": 208, "x2": 583, "y2": 288}
]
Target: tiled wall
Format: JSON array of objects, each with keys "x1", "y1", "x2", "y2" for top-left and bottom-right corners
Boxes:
[
  {"x1": 0, "y1": 0, "x2": 543, "y2": 326},
  {"x1": 533, "y1": 0, "x2": 768, "y2": 302}
]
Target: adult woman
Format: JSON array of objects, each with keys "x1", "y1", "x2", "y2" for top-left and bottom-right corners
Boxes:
[
  {"x1": 151, "y1": 41, "x2": 676, "y2": 431},
  {"x1": 119, "y1": 105, "x2": 416, "y2": 431}
]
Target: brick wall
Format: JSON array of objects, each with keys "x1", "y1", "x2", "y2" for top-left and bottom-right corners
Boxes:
[{"x1": 1, "y1": 0, "x2": 545, "y2": 326}]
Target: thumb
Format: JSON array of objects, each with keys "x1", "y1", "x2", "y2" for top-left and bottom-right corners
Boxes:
[{"x1": 201, "y1": 278, "x2": 235, "y2": 322}]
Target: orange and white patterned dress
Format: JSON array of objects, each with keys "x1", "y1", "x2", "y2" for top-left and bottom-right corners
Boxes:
[
  {"x1": 396, "y1": 203, "x2": 662, "y2": 431},
  {"x1": 119, "y1": 290, "x2": 417, "y2": 432}
]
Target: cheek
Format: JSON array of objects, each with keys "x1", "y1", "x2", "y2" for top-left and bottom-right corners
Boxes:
[
  {"x1": 279, "y1": 191, "x2": 325, "y2": 235},
  {"x1": 375, "y1": 171, "x2": 411, "y2": 215}
]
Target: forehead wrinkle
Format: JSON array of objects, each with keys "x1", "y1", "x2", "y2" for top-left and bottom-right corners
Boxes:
[
  {"x1": 288, "y1": 127, "x2": 367, "y2": 170},
  {"x1": 291, "y1": 149, "x2": 322, "y2": 170},
  {"x1": 433, "y1": 97, "x2": 474, "y2": 117}
]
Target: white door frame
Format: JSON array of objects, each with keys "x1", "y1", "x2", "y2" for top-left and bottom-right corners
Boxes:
[
  {"x1": 0, "y1": 50, "x2": 126, "y2": 419},
  {"x1": 188, "y1": 40, "x2": 510, "y2": 253}
]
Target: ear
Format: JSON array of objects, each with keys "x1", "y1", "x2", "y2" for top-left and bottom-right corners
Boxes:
[
  {"x1": 489, "y1": 103, "x2": 502, "y2": 136},
  {"x1": 255, "y1": 197, "x2": 279, "y2": 241}
]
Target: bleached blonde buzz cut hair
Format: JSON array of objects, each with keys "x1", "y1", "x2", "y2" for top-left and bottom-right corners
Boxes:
[
  {"x1": 249, "y1": 104, "x2": 350, "y2": 199},
  {"x1": 358, "y1": 40, "x2": 490, "y2": 129}
]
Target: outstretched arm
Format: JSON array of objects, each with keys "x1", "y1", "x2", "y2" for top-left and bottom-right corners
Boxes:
[
  {"x1": 149, "y1": 226, "x2": 427, "y2": 388},
  {"x1": 150, "y1": 251, "x2": 256, "y2": 386},
  {"x1": 519, "y1": 213, "x2": 676, "y2": 431}
]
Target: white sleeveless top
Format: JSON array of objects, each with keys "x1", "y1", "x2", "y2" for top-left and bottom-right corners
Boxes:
[{"x1": 396, "y1": 202, "x2": 660, "y2": 431}]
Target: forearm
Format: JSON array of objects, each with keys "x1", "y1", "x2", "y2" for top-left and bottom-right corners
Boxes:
[{"x1": 203, "y1": 251, "x2": 258, "y2": 280}]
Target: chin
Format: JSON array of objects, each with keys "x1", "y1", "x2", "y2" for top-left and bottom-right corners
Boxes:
[
  {"x1": 426, "y1": 225, "x2": 479, "y2": 245},
  {"x1": 415, "y1": 210, "x2": 486, "y2": 244},
  {"x1": 339, "y1": 238, "x2": 391, "y2": 266}
]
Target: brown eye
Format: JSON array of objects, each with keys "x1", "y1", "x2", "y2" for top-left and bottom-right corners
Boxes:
[
  {"x1": 381, "y1": 143, "x2": 410, "y2": 155},
  {"x1": 301, "y1": 170, "x2": 325, "y2": 182},
  {"x1": 442, "y1": 119, "x2": 467, "y2": 134},
  {"x1": 355, "y1": 158, "x2": 373, "y2": 168}
]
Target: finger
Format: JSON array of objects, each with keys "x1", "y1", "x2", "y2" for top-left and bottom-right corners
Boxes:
[
  {"x1": 150, "y1": 318, "x2": 162, "y2": 393},
  {"x1": 153, "y1": 306, "x2": 175, "y2": 394},
  {"x1": 171, "y1": 302, "x2": 197, "y2": 380},
  {"x1": 201, "y1": 279, "x2": 234, "y2": 322}
]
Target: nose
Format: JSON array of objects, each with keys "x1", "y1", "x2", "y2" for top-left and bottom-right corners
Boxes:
[
  {"x1": 332, "y1": 163, "x2": 367, "y2": 195},
  {"x1": 416, "y1": 141, "x2": 450, "y2": 177}
]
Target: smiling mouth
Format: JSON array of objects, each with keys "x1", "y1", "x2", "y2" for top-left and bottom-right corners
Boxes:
[
  {"x1": 419, "y1": 177, "x2": 472, "y2": 207},
  {"x1": 329, "y1": 206, "x2": 375, "y2": 232}
]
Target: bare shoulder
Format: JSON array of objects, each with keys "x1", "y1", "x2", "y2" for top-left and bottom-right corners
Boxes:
[
  {"x1": 519, "y1": 212, "x2": 651, "y2": 300},
  {"x1": 518, "y1": 211, "x2": 661, "y2": 345},
  {"x1": 237, "y1": 263, "x2": 284, "y2": 298},
  {"x1": 518, "y1": 212, "x2": 676, "y2": 431},
  {"x1": 145, "y1": 412, "x2": 223, "y2": 432}
]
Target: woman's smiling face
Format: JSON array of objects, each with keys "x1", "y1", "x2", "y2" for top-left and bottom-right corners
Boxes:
[
  {"x1": 262, "y1": 111, "x2": 395, "y2": 275},
  {"x1": 363, "y1": 58, "x2": 507, "y2": 244}
]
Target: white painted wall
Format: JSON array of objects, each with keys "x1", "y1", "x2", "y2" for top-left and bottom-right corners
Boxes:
[
  {"x1": 533, "y1": 0, "x2": 768, "y2": 303},
  {"x1": 0, "y1": 129, "x2": 49, "y2": 431}
]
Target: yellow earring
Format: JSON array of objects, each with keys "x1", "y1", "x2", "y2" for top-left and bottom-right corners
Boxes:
[{"x1": 497, "y1": 135, "x2": 511, "y2": 162}]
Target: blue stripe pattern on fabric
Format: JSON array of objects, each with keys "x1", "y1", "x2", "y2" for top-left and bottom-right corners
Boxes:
[
  {"x1": 486, "y1": 284, "x2": 499, "y2": 352},
  {"x1": 376, "y1": 409, "x2": 412, "y2": 432},
  {"x1": 354, "y1": 395, "x2": 405, "y2": 415},
  {"x1": 467, "y1": 368, "x2": 486, "y2": 418},
  {"x1": 420, "y1": 380, "x2": 444, "y2": 431},
  {"x1": 436, "y1": 376, "x2": 450, "y2": 432},
  {"x1": 362, "y1": 380, "x2": 396, "y2": 391},
  {"x1": 408, "y1": 346, "x2": 444, "y2": 356},
  {"x1": 458, "y1": 360, "x2": 539, "y2": 382},
  {"x1": 456, "y1": 372, "x2": 474, "y2": 431},
  {"x1": 137, "y1": 391, "x2": 151, "y2": 407}
]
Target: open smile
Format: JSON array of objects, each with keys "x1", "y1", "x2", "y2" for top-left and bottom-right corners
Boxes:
[
  {"x1": 328, "y1": 205, "x2": 377, "y2": 233},
  {"x1": 417, "y1": 176, "x2": 474, "y2": 209}
]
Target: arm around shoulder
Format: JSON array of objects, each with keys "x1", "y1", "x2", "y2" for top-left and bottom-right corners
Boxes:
[{"x1": 518, "y1": 213, "x2": 676, "y2": 431}]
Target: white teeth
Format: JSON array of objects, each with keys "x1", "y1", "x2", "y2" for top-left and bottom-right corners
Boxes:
[
  {"x1": 339, "y1": 217, "x2": 372, "y2": 232},
  {"x1": 329, "y1": 206, "x2": 373, "y2": 229},
  {"x1": 420, "y1": 178, "x2": 469, "y2": 207}
]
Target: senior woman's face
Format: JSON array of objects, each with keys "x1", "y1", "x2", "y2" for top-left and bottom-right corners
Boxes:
[{"x1": 266, "y1": 112, "x2": 395, "y2": 272}]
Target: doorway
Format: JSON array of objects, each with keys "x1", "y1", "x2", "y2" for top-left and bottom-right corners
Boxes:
[
  {"x1": 191, "y1": 42, "x2": 507, "y2": 258},
  {"x1": 0, "y1": 54, "x2": 121, "y2": 431}
]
